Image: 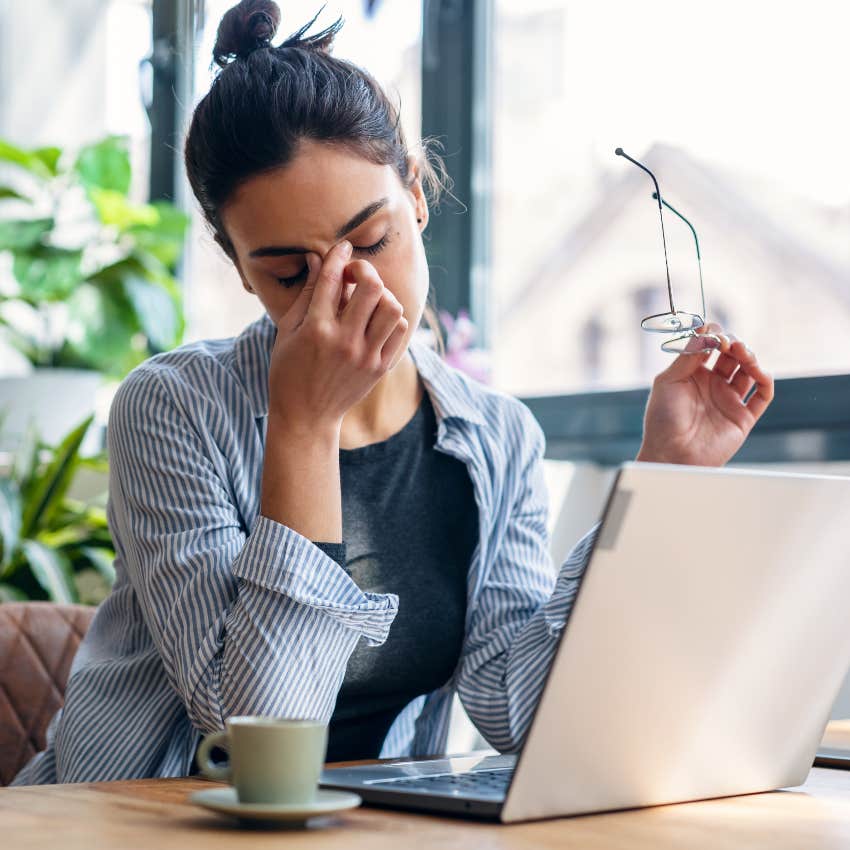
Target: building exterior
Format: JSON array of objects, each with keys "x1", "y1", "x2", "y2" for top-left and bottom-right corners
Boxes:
[{"x1": 493, "y1": 143, "x2": 850, "y2": 396}]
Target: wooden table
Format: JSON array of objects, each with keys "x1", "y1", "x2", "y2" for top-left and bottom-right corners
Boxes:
[{"x1": 3, "y1": 763, "x2": 850, "y2": 850}]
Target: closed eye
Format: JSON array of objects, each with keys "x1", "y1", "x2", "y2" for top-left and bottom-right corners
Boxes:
[
  {"x1": 275, "y1": 266, "x2": 309, "y2": 288},
  {"x1": 275, "y1": 232, "x2": 392, "y2": 288}
]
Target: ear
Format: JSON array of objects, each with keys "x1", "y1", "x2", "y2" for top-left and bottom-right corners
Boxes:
[
  {"x1": 215, "y1": 231, "x2": 255, "y2": 294},
  {"x1": 406, "y1": 155, "x2": 429, "y2": 231}
]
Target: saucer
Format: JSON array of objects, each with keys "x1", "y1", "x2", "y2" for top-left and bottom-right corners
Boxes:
[{"x1": 189, "y1": 787, "x2": 362, "y2": 827}]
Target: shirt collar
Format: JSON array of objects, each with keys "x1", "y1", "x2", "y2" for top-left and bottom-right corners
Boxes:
[
  {"x1": 235, "y1": 313, "x2": 485, "y2": 428},
  {"x1": 407, "y1": 335, "x2": 486, "y2": 428}
]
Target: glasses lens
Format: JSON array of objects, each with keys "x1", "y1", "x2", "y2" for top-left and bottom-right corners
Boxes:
[
  {"x1": 661, "y1": 332, "x2": 722, "y2": 355},
  {"x1": 641, "y1": 311, "x2": 705, "y2": 333}
]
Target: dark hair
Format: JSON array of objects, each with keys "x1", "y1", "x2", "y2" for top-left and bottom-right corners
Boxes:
[{"x1": 184, "y1": 0, "x2": 446, "y2": 350}]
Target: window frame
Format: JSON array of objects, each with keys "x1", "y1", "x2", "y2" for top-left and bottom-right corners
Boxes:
[
  {"x1": 522, "y1": 374, "x2": 850, "y2": 465},
  {"x1": 149, "y1": 0, "x2": 197, "y2": 207},
  {"x1": 421, "y1": 0, "x2": 493, "y2": 347}
]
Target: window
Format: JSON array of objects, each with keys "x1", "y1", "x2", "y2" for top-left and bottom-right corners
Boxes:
[
  {"x1": 0, "y1": 0, "x2": 153, "y2": 203},
  {"x1": 489, "y1": 0, "x2": 850, "y2": 397},
  {"x1": 182, "y1": 0, "x2": 423, "y2": 343}
]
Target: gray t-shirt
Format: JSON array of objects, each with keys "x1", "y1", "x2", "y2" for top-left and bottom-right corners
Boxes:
[{"x1": 316, "y1": 390, "x2": 478, "y2": 761}]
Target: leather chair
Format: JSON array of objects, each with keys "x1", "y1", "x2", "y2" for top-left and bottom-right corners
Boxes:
[{"x1": 0, "y1": 602, "x2": 95, "y2": 785}]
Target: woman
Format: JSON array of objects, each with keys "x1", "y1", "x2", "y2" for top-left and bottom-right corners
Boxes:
[{"x1": 12, "y1": 1, "x2": 773, "y2": 785}]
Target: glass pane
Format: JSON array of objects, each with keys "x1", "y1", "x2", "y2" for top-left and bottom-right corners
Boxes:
[
  {"x1": 0, "y1": 0, "x2": 152, "y2": 201},
  {"x1": 490, "y1": 0, "x2": 850, "y2": 396},
  {"x1": 185, "y1": 1, "x2": 422, "y2": 342}
]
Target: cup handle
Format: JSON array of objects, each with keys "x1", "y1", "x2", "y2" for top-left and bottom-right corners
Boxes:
[{"x1": 196, "y1": 730, "x2": 231, "y2": 781}]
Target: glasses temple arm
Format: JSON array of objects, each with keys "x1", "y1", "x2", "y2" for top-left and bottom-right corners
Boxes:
[
  {"x1": 615, "y1": 148, "x2": 676, "y2": 315},
  {"x1": 651, "y1": 192, "x2": 707, "y2": 324},
  {"x1": 652, "y1": 193, "x2": 700, "y2": 259}
]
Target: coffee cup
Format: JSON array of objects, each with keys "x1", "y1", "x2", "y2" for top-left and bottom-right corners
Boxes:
[{"x1": 196, "y1": 716, "x2": 328, "y2": 805}]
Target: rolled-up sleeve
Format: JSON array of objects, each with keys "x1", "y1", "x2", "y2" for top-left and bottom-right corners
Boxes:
[{"x1": 107, "y1": 365, "x2": 398, "y2": 735}]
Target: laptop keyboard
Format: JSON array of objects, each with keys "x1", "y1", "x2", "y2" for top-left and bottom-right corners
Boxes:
[{"x1": 374, "y1": 767, "x2": 514, "y2": 797}]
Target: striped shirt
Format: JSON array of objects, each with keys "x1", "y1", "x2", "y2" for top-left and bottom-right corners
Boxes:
[{"x1": 12, "y1": 314, "x2": 599, "y2": 785}]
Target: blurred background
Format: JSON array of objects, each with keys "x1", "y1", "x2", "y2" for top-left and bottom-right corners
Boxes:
[{"x1": 0, "y1": 0, "x2": 848, "y2": 742}]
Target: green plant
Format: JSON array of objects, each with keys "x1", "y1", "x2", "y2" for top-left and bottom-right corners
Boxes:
[
  {"x1": 0, "y1": 416, "x2": 115, "y2": 605},
  {"x1": 0, "y1": 135, "x2": 188, "y2": 377}
]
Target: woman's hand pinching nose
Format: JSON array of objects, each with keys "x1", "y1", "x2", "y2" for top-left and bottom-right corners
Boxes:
[{"x1": 265, "y1": 240, "x2": 409, "y2": 431}]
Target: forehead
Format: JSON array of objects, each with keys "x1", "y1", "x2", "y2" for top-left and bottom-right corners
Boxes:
[{"x1": 222, "y1": 140, "x2": 401, "y2": 247}]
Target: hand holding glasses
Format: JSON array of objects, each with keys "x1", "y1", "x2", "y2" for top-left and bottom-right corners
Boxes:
[{"x1": 615, "y1": 148, "x2": 722, "y2": 355}]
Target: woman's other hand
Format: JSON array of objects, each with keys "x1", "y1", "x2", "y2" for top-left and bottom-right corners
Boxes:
[{"x1": 636, "y1": 323, "x2": 775, "y2": 467}]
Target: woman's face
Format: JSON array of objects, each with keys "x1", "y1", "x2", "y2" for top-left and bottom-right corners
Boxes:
[{"x1": 219, "y1": 139, "x2": 430, "y2": 364}]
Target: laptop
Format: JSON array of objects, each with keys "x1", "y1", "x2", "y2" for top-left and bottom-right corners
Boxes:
[{"x1": 321, "y1": 462, "x2": 850, "y2": 822}]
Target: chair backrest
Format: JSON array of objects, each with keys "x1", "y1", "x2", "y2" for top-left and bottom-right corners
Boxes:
[{"x1": 0, "y1": 602, "x2": 95, "y2": 785}]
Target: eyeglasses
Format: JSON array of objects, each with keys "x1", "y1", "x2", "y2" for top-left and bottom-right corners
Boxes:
[{"x1": 615, "y1": 148, "x2": 721, "y2": 355}]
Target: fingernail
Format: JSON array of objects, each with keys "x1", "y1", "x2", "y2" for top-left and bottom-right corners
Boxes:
[{"x1": 340, "y1": 240, "x2": 353, "y2": 258}]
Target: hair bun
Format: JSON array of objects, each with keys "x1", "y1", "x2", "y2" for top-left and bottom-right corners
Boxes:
[{"x1": 213, "y1": 0, "x2": 282, "y2": 68}]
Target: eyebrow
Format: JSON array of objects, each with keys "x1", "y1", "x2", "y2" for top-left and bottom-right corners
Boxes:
[{"x1": 248, "y1": 197, "x2": 390, "y2": 258}]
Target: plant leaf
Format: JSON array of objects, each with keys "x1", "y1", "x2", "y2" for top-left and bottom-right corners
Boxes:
[
  {"x1": 79, "y1": 454, "x2": 109, "y2": 475},
  {"x1": 79, "y1": 503, "x2": 109, "y2": 528},
  {"x1": 60, "y1": 278, "x2": 144, "y2": 376},
  {"x1": 80, "y1": 546, "x2": 116, "y2": 585},
  {"x1": 19, "y1": 539, "x2": 78, "y2": 603},
  {"x1": 35, "y1": 504, "x2": 108, "y2": 549},
  {"x1": 0, "y1": 314, "x2": 41, "y2": 363},
  {"x1": 0, "y1": 479, "x2": 22, "y2": 570},
  {"x1": 127, "y1": 202, "x2": 189, "y2": 269},
  {"x1": 32, "y1": 147, "x2": 62, "y2": 176},
  {"x1": 36, "y1": 526, "x2": 89, "y2": 549},
  {"x1": 90, "y1": 188, "x2": 159, "y2": 230},
  {"x1": 0, "y1": 583, "x2": 27, "y2": 602},
  {"x1": 123, "y1": 269, "x2": 182, "y2": 352},
  {"x1": 0, "y1": 140, "x2": 53, "y2": 180},
  {"x1": 12, "y1": 422, "x2": 41, "y2": 491},
  {"x1": 0, "y1": 186, "x2": 30, "y2": 202},
  {"x1": 12, "y1": 246, "x2": 85, "y2": 302},
  {"x1": 21, "y1": 415, "x2": 93, "y2": 538},
  {"x1": 74, "y1": 136, "x2": 131, "y2": 195},
  {"x1": 0, "y1": 218, "x2": 53, "y2": 251}
]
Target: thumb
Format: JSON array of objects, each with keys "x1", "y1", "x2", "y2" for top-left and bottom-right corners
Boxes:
[
  {"x1": 277, "y1": 252, "x2": 321, "y2": 333},
  {"x1": 659, "y1": 348, "x2": 712, "y2": 383},
  {"x1": 657, "y1": 328, "x2": 728, "y2": 383}
]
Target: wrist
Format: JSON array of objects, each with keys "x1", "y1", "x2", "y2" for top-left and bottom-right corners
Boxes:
[
  {"x1": 260, "y1": 416, "x2": 343, "y2": 540},
  {"x1": 266, "y1": 411, "x2": 341, "y2": 447}
]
